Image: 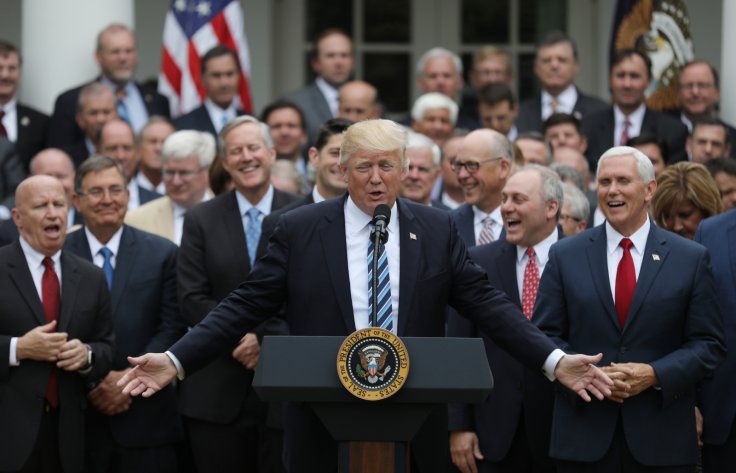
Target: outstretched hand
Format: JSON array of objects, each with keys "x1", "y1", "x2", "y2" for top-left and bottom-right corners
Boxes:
[
  {"x1": 117, "y1": 353, "x2": 177, "y2": 398},
  {"x1": 554, "y1": 353, "x2": 613, "y2": 401}
]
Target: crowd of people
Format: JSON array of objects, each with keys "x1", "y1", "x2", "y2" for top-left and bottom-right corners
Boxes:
[{"x1": 0, "y1": 20, "x2": 734, "y2": 473}]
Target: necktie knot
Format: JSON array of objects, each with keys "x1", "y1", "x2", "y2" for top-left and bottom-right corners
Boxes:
[
  {"x1": 478, "y1": 216, "x2": 495, "y2": 245},
  {"x1": 99, "y1": 247, "x2": 113, "y2": 258},
  {"x1": 116, "y1": 87, "x2": 126, "y2": 101},
  {"x1": 526, "y1": 246, "x2": 536, "y2": 259},
  {"x1": 246, "y1": 207, "x2": 261, "y2": 222},
  {"x1": 42, "y1": 256, "x2": 54, "y2": 271},
  {"x1": 619, "y1": 238, "x2": 633, "y2": 251}
]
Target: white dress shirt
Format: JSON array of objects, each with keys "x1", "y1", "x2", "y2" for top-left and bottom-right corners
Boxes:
[
  {"x1": 472, "y1": 205, "x2": 503, "y2": 243},
  {"x1": 315, "y1": 77, "x2": 340, "y2": 117},
  {"x1": 235, "y1": 185, "x2": 274, "y2": 236},
  {"x1": 205, "y1": 98, "x2": 238, "y2": 134},
  {"x1": 514, "y1": 228, "x2": 559, "y2": 298},
  {"x1": 9, "y1": 237, "x2": 63, "y2": 366},
  {"x1": 605, "y1": 219, "x2": 649, "y2": 300},
  {"x1": 312, "y1": 187, "x2": 327, "y2": 204},
  {"x1": 0, "y1": 98, "x2": 18, "y2": 142},
  {"x1": 85, "y1": 226, "x2": 124, "y2": 271},
  {"x1": 613, "y1": 104, "x2": 646, "y2": 146},
  {"x1": 541, "y1": 85, "x2": 578, "y2": 121},
  {"x1": 127, "y1": 180, "x2": 141, "y2": 211}
]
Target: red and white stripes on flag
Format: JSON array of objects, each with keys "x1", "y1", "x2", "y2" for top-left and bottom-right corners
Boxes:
[{"x1": 159, "y1": 0, "x2": 252, "y2": 117}]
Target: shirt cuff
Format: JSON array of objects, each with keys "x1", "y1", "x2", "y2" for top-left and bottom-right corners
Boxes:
[
  {"x1": 542, "y1": 348, "x2": 566, "y2": 381},
  {"x1": 9, "y1": 337, "x2": 19, "y2": 366},
  {"x1": 165, "y1": 350, "x2": 185, "y2": 380}
]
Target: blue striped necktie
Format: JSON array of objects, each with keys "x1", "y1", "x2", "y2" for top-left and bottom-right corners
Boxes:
[
  {"x1": 245, "y1": 208, "x2": 262, "y2": 266},
  {"x1": 99, "y1": 247, "x2": 114, "y2": 289},
  {"x1": 367, "y1": 234, "x2": 392, "y2": 330}
]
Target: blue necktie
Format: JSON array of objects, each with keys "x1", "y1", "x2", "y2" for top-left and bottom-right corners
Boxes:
[
  {"x1": 116, "y1": 87, "x2": 130, "y2": 124},
  {"x1": 245, "y1": 208, "x2": 262, "y2": 266},
  {"x1": 99, "y1": 247, "x2": 114, "y2": 289},
  {"x1": 367, "y1": 234, "x2": 392, "y2": 330}
]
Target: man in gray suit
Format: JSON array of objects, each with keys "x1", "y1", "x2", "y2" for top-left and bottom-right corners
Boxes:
[{"x1": 283, "y1": 29, "x2": 354, "y2": 145}]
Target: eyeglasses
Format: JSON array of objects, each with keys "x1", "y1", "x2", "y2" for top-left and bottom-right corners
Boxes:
[
  {"x1": 559, "y1": 214, "x2": 582, "y2": 223},
  {"x1": 450, "y1": 157, "x2": 503, "y2": 173},
  {"x1": 679, "y1": 82, "x2": 715, "y2": 91},
  {"x1": 78, "y1": 185, "x2": 126, "y2": 200},
  {"x1": 163, "y1": 168, "x2": 203, "y2": 180}
]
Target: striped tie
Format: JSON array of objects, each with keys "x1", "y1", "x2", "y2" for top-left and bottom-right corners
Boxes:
[
  {"x1": 477, "y1": 217, "x2": 494, "y2": 246},
  {"x1": 245, "y1": 208, "x2": 261, "y2": 266},
  {"x1": 368, "y1": 236, "x2": 392, "y2": 330}
]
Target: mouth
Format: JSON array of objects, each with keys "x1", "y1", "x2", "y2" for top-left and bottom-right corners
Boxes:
[
  {"x1": 237, "y1": 164, "x2": 258, "y2": 173},
  {"x1": 44, "y1": 224, "x2": 62, "y2": 239},
  {"x1": 505, "y1": 218, "x2": 521, "y2": 229},
  {"x1": 607, "y1": 201, "x2": 625, "y2": 209}
]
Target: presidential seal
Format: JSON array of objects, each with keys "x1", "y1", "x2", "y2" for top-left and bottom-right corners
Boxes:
[{"x1": 337, "y1": 328, "x2": 410, "y2": 401}]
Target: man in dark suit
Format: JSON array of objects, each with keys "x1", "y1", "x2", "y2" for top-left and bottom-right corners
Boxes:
[
  {"x1": 0, "y1": 175, "x2": 114, "y2": 473},
  {"x1": 283, "y1": 29, "x2": 354, "y2": 145},
  {"x1": 535, "y1": 145, "x2": 725, "y2": 472},
  {"x1": 119, "y1": 119, "x2": 613, "y2": 473},
  {"x1": 515, "y1": 31, "x2": 607, "y2": 134},
  {"x1": 64, "y1": 155, "x2": 185, "y2": 473},
  {"x1": 694, "y1": 210, "x2": 736, "y2": 472},
  {"x1": 450, "y1": 129, "x2": 512, "y2": 247},
  {"x1": 176, "y1": 115, "x2": 298, "y2": 473},
  {"x1": 62, "y1": 83, "x2": 119, "y2": 168},
  {"x1": 449, "y1": 165, "x2": 563, "y2": 473},
  {"x1": 0, "y1": 41, "x2": 49, "y2": 173},
  {"x1": 48, "y1": 24, "x2": 169, "y2": 148},
  {"x1": 582, "y1": 49, "x2": 688, "y2": 172},
  {"x1": 174, "y1": 46, "x2": 243, "y2": 138},
  {"x1": 0, "y1": 138, "x2": 24, "y2": 205},
  {"x1": 98, "y1": 120, "x2": 161, "y2": 210}
]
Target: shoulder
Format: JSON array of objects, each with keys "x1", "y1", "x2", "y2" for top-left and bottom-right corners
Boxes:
[
  {"x1": 60, "y1": 248, "x2": 101, "y2": 276},
  {"x1": 188, "y1": 190, "x2": 233, "y2": 217},
  {"x1": 127, "y1": 196, "x2": 170, "y2": 218},
  {"x1": 449, "y1": 203, "x2": 473, "y2": 221},
  {"x1": 699, "y1": 210, "x2": 736, "y2": 236},
  {"x1": 575, "y1": 91, "x2": 608, "y2": 110},
  {"x1": 124, "y1": 225, "x2": 177, "y2": 254},
  {"x1": 173, "y1": 106, "x2": 206, "y2": 126},
  {"x1": 16, "y1": 103, "x2": 49, "y2": 121},
  {"x1": 54, "y1": 81, "x2": 93, "y2": 105},
  {"x1": 272, "y1": 189, "x2": 302, "y2": 209},
  {"x1": 283, "y1": 83, "x2": 319, "y2": 101}
]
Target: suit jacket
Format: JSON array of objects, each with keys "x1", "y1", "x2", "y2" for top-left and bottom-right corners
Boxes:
[
  {"x1": 176, "y1": 188, "x2": 299, "y2": 423},
  {"x1": 64, "y1": 225, "x2": 185, "y2": 448},
  {"x1": 173, "y1": 105, "x2": 217, "y2": 136},
  {"x1": 0, "y1": 138, "x2": 25, "y2": 202},
  {"x1": 15, "y1": 104, "x2": 50, "y2": 172},
  {"x1": 62, "y1": 140, "x2": 92, "y2": 169},
  {"x1": 447, "y1": 232, "x2": 561, "y2": 466},
  {"x1": 695, "y1": 210, "x2": 736, "y2": 446},
  {"x1": 136, "y1": 185, "x2": 162, "y2": 208},
  {"x1": 534, "y1": 223, "x2": 725, "y2": 465},
  {"x1": 0, "y1": 242, "x2": 114, "y2": 473},
  {"x1": 582, "y1": 107, "x2": 689, "y2": 172},
  {"x1": 450, "y1": 203, "x2": 505, "y2": 247},
  {"x1": 283, "y1": 82, "x2": 333, "y2": 145},
  {"x1": 258, "y1": 193, "x2": 316, "y2": 257},
  {"x1": 515, "y1": 89, "x2": 609, "y2": 133},
  {"x1": 48, "y1": 79, "x2": 170, "y2": 148},
  {"x1": 124, "y1": 196, "x2": 176, "y2": 242},
  {"x1": 170, "y1": 196, "x2": 558, "y2": 472}
]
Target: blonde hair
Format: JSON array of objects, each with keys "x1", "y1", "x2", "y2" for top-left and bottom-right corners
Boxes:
[
  {"x1": 340, "y1": 119, "x2": 408, "y2": 170},
  {"x1": 651, "y1": 162, "x2": 723, "y2": 227}
]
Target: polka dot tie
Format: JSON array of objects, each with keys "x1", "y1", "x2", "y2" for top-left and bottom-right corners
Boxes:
[{"x1": 522, "y1": 247, "x2": 539, "y2": 319}]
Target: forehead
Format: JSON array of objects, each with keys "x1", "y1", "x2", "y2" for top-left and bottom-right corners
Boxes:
[
  {"x1": 23, "y1": 181, "x2": 66, "y2": 203},
  {"x1": 480, "y1": 101, "x2": 512, "y2": 113},
  {"x1": 546, "y1": 123, "x2": 579, "y2": 135},
  {"x1": 267, "y1": 107, "x2": 302, "y2": 124},
  {"x1": 613, "y1": 55, "x2": 647, "y2": 73},
  {"x1": 349, "y1": 149, "x2": 401, "y2": 163},
  {"x1": 424, "y1": 56, "x2": 457, "y2": 74},
  {"x1": 102, "y1": 123, "x2": 135, "y2": 144},
  {"x1": 82, "y1": 166, "x2": 126, "y2": 186},
  {"x1": 100, "y1": 29, "x2": 135, "y2": 48},
  {"x1": 0, "y1": 51, "x2": 20, "y2": 64},
  {"x1": 143, "y1": 121, "x2": 175, "y2": 138},
  {"x1": 476, "y1": 55, "x2": 508, "y2": 69},
  {"x1": 225, "y1": 122, "x2": 266, "y2": 145},
  {"x1": 204, "y1": 54, "x2": 238, "y2": 72},
  {"x1": 317, "y1": 33, "x2": 351, "y2": 54},
  {"x1": 633, "y1": 143, "x2": 662, "y2": 157},
  {"x1": 406, "y1": 147, "x2": 434, "y2": 163},
  {"x1": 458, "y1": 135, "x2": 491, "y2": 158},
  {"x1": 693, "y1": 124, "x2": 727, "y2": 140},
  {"x1": 680, "y1": 63, "x2": 715, "y2": 83},
  {"x1": 165, "y1": 155, "x2": 199, "y2": 168},
  {"x1": 421, "y1": 108, "x2": 451, "y2": 119},
  {"x1": 598, "y1": 154, "x2": 639, "y2": 176},
  {"x1": 505, "y1": 170, "x2": 540, "y2": 193},
  {"x1": 33, "y1": 154, "x2": 73, "y2": 174},
  {"x1": 537, "y1": 42, "x2": 574, "y2": 58},
  {"x1": 83, "y1": 92, "x2": 115, "y2": 109}
]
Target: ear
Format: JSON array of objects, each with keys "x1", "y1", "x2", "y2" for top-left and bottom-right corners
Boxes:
[{"x1": 308, "y1": 147, "x2": 319, "y2": 167}]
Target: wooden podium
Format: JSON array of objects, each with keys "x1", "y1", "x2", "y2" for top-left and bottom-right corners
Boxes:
[{"x1": 253, "y1": 336, "x2": 493, "y2": 473}]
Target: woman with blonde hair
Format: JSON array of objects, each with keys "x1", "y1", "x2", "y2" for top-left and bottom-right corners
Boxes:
[{"x1": 651, "y1": 161, "x2": 722, "y2": 239}]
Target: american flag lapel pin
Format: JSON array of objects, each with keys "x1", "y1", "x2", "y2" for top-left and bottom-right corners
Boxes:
[
  {"x1": 652, "y1": 254, "x2": 660, "y2": 261},
  {"x1": 409, "y1": 232, "x2": 417, "y2": 240}
]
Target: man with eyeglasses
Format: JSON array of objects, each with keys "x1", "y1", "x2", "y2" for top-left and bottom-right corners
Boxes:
[
  {"x1": 65, "y1": 155, "x2": 185, "y2": 472},
  {"x1": 450, "y1": 128, "x2": 512, "y2": 247},
  {"x1": 676, "y1": 60, "x2": 736, "y2": 145},
  {"x1": 125, "y1": 130, "x2": 214, "y2": 245}
]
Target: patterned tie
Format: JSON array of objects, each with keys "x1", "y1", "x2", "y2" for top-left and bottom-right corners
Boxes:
[
  {"x1": 615, "y1": 238, "x2": 636, "y2": 328},
  {"x1": 477, "y1": 217, "x2": 494, "y2": 246},
  {"x1": 41, "y1": 257, "x2": 60, "y2": 408},
  {"x1": 0, "y1": 110, "x2": 6, "y2": 137},
  {"x1": 367, "y1": 233, "x2": 393, "y2": 330},
  {"x1": 619, "y1": 118, "x2": 631, "y2": 146},
  {"x1": 550, "y1": 97, "x2": 559, "y2": 114},
  {"x1": 99, "y1": 247, "x2": 114, "y2": 289},
  {"x1": 521, "y1": 247, "x2": 540, "y2": 319},
  {"x1": 245, "y1": 208, "x2": 262, "y2": 266},
  {"x1": 116, "y1": 87, "x2": 130, "y2": 123}
]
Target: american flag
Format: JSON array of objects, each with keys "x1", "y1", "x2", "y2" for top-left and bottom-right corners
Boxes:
[{"x1": 159, "y1": 0, "x2": 253, "y2": 117}]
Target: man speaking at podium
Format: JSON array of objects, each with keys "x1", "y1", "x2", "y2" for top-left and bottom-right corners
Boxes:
[{"x1": 118, "y1": 119, "x2": 612, "y2": 473}]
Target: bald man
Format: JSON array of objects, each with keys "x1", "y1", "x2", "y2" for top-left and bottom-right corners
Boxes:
[{"x1": 337, "y1": 80, "x2": 380, "y2": 122}]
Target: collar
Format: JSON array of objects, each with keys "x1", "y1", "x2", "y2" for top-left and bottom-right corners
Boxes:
[
  {"x1": 516, "y1": 227, "x2": 559, "y2": 264},
  {"x1": 85, "y1": 225, "x2": 124, "y2": 257},
  {"x1": 99, "y1": 76, "x2": 133, "y2": 94},
  {"x1": 0, "y1": 97, "x2": 17, "y2": 114},
  {"x1": 605, "y1": 218, "x2": 650, "y2": 256},
  {"x1": 312, "y1": 186, "x2": 326, "y2": 203},
  {"x1": 19, "y1": 236, "x2": 61, "y2": 269},
  {"x1": 344, "y1": 196, "x2": 399, "y2": 238},
  {"x1": 204, "y1": 98, "x2": 237, "y2": 120},
  {"x1": 613, "y1": 103, "x2": 646, "y2": 126},
  {"x1": 315, "y1": 77, "x2": 340, "y2": 101},
  {"x1": 542, "y1": 85, "x2": 577, "y2": 109},
  {"x1": 235, "y1": 185, "x2": 274, "y2": 216},
  {"x1": 680, "y1": 112, "x2": 693, "y2": 132},
  {"x1": 472, "y1": 205, "x2": 502, "y2": 227}
]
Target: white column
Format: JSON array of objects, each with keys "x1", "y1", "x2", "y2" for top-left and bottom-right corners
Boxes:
[
  {"x1": 20, "y1": 0, "x2": 134, "y2": 114},
  {"x1": 722, "y1": 0, "x2": 736, "y2": 123}
]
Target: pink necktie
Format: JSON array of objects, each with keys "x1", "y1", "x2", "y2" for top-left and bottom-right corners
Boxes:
[{"x1": 521, "y1": 247, "x2": 539, "y2": 319}]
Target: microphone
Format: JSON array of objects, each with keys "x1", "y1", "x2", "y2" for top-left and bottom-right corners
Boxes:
[{"x1": 371, "y1": 204, "x2": 391, "y2": 244}]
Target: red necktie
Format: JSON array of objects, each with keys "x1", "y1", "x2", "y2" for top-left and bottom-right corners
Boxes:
[
  {"x1": 0, "y1": 110, "x2": 7, "y2": 138},
  {"x1": 615, "y1": 238, "x2": 635, "y2": 328},
  {"x1": 521, "y1": 247, "x2": 539, "y2": 319},
  {"x1": 619, "y1": 119, "x2": 631, "y2": 146},
  {"x1": 42, "y1": 257, "x2": 60, "y2": 408}
]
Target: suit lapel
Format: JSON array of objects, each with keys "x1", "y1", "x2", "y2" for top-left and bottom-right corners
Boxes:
[
  {"x1": 623, "y1": 225, "x2": 669, "y2": 333},
  {"x1": 161, "y1": 198, "x2": 175, "y2": 241},
  {"x1": 309, "y1": 83, "x2": 333, "y2": 122},
  {"x1": 497, "y1": 242, "x2": 521, "y2": 306},
  {"x1": 319, "y1": 198, "x2": 354, "y2": 332},
  {"x1": 109, "y1": 226, "x2": 138, "y2": 315},
  {"x1": 398, "y1": 201, "x2": 420, "y2": 336},
  {"x1": 7, "y1": 242, "x2": 46, "y2": 325},
  {"x1": 223, "y1": 191, "x2": 251, "y2": 276},
  {"x1": 59, "y1": 252, "x2": 81, "y2": 332},
  {"x1": 586, "y1": 226, "x2": 619, "y2": 329},
  {"x1": 14, "y1": 106, "x2": 30, "y2": 157}
]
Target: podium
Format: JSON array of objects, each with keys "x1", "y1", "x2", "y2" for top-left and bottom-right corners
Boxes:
[{"x1": 253, "y1": 335, "x2": 493, "y2": 473}]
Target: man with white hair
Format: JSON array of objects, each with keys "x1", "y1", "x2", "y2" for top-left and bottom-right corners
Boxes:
[
  {"x1": 400, "y1": 132, "x2": 447, "y2": 208},
  {"x1": 535, "y1": 146, "x2": 725, "y2": 472},
  {"x1": 125, "y1": 129, "x2": 215, "y2": 244},
  {"x1": 559, "y1": 182, "x2": 589, "y2": 236},
  {"x1": 411, "y1": 92, "x2": 458, "y2": 147}
]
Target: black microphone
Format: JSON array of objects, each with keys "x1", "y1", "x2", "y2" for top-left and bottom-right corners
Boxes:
[{"x1": 371, "y1": 204, "x2": 391, "y2": 244}]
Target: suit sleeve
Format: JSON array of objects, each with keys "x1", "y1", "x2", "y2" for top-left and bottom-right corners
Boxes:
[
  {"x1": 649, "y1": 249, "x2": 726, "y2": 406},
  {"x1": 144, "y1": 243, "x2": 187, "y2": 354},
  {"x1": 81, "y1": 271, "x2": 115, "y2": 382}
]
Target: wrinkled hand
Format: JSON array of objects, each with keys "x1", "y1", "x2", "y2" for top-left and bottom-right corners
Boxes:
[
  {"x1": 232, "y1": 333, "x2": 260, "y2": 370},
  {"x1": 554, "y1": 353, "x2": 612, "y2": 401},
  {"x1": 56, "y1": 338, "x2": 89, "y2": 371},
  {"x1": 449, "y1": 431, "x2": 484, "y2": 473},
  {"x1": 16, "y1": 321, "x2": 67, "y2": 362},
  {"x1": 695, "y1": 406, "x2": 703, "y2": 447},
  {"x1": 600, "y1": 366, "x2": 632, "y2": 403},
  {"x1": 117, "y1": 353, "x2": 177, "y2": 398},
  {"x1": 88, "y1": 370, "x2": 133, "y2": 415},
  {"x1": 604, "y1": 362, "x2": 658, "y2": 400}
]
